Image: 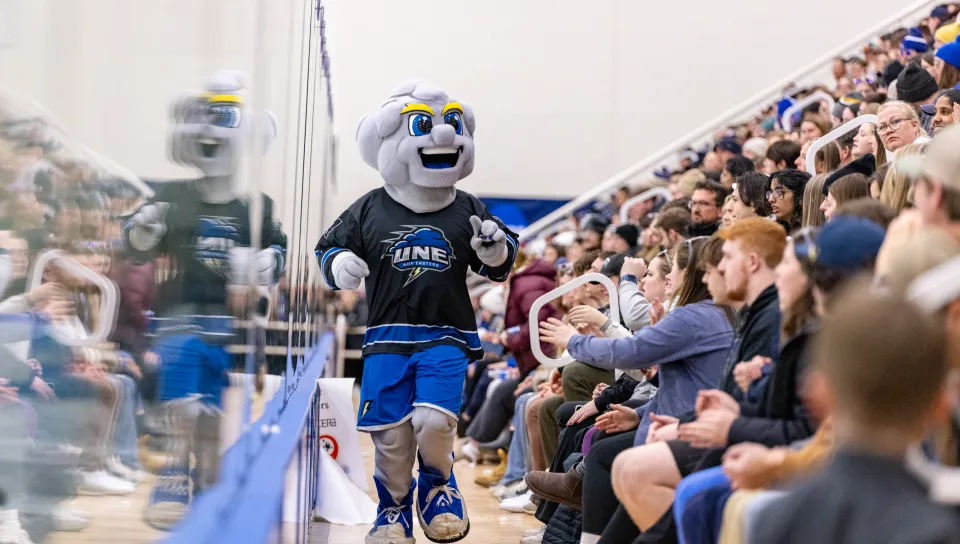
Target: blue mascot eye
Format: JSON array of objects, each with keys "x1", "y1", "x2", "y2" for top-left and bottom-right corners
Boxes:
[
  {"x1": 444, "y1": 112, "x2": 463, "y2": 135},
  {"x1": 209, "y1": 105, "x2": 241, "y2": 128},
  {"x1": 408, "y1": 114, "x2": 433, "y2": 136}
]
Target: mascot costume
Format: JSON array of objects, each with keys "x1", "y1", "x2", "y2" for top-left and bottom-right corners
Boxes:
[
  {"x1": 122, "y1": 70, "x2": 287, "y2": 529},
  {"x1": 315, "y1": 80, "x2": 517, "y2": 544}
]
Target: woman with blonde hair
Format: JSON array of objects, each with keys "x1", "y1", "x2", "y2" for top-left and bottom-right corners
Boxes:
[
  {"x1": 801, "y1": 174, "x2": 828, "y2": 227},
  {"x1": 879, "y1": 143, "x2": 926, "y2": 212}
]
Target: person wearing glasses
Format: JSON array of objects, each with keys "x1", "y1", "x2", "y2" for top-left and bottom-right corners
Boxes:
[
  {"x1": 687, "y1": 181, "x2": 730, "y2": 238},
  {"x1": 876, "y1": 100, "x2": 928, "y2": 155}
]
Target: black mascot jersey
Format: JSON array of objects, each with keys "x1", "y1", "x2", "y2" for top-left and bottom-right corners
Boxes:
[
  {"x1": 315, "y1": 188, "x2": 517, "y2": 360},
  {"x1": 124, "y1": 181, "x2": 287, "y2": 314}
]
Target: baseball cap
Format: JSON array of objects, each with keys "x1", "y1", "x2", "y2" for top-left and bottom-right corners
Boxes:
[
  {"x1": 599, "y1": 253, "x2": 627, "y2": 277},
  {"x1": 715, "y1": 137, "x2": 742, "y2": 155},
  {"x1": 897, "y1": 123, "x2": 960, "y2": 190},
  {"x1": 794, "y1": 216, "x2": 885, "y2": 272}
]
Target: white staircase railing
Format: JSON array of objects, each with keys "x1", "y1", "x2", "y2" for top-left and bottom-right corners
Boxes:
[{"x1": 518, "y1": 0, "x2": 942, "y2": 242}]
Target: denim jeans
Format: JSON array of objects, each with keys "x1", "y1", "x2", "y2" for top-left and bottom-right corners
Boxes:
[
  {"x1": 499, "y1": 392, "x2": 534, "y2": 484},
  {"x1": 674, "y1": 466, "x2": 732, "y2": 544},
  {"x1": 109, "y1": 373, "x2": 142, "y2": 469}
]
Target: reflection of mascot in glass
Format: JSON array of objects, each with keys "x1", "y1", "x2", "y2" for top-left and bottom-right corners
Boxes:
[
  {"x1": 122, "y1": 70, "x2": 286, "y2": 529},
  {"x1": 315, "y1": 80, "x2": 517, "y2": 543}
]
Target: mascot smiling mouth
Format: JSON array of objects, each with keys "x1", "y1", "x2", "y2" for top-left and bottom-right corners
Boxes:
[
  {"x1": 419, "y1": 146, "x2": 461, "y2": 169},
  {"x1": 197, "y1": 137, "x2": 222, "y2": 158}
]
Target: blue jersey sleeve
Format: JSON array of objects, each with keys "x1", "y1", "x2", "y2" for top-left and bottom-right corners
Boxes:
[{"x1": 315, "y1": 207, "x2": 365, "y2": 290}]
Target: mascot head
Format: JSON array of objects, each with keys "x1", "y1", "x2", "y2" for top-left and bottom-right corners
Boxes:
[
  {"x1": 356, "y1": 79, "x2": 476, "y2": 190},
  {"x1": 168, "y1": 70, "x2": 277, "y2": 179}
]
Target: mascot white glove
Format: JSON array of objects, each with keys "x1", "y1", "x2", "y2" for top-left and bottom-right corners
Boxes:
[
  {"x1": 469, "y1": 215, "x2": 508, "y2": 267},
  {"x1": 330, "y1": 251, "x2": 370, "y2": 291},
  {"x1": 127, "y1": 202, "x2": 170, "y2": 252},
  {"x1": 228, "y1": 247, "x2": 281, "y2": 286}
]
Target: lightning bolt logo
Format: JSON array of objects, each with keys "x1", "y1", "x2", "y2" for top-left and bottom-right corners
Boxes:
[
  {"x1": 382, "y1": 226, "x2": 454, "y2": 286},
  {"x1": 405, "y1": 267, "x2": 428, "y2": 287}
]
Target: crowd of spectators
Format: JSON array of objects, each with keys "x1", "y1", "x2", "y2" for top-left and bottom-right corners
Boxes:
[
  {"x1": 0, "y1": 102, "x2": 320, "y2": 542},
  {"x1": 450, "y1": 6, "x2": 960, "y2": 543}
]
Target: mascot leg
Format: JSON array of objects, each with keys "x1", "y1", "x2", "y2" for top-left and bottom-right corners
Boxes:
[
  {"x1": 367, "y1": 421, "x2": 417, "y2": 544},
  {"x1": 144, "y1": 396, "x2": 199, "y2": 531},
  {"x1": 143, "y1": 327, "x2": 228, "y2": 531},
  {"x1": 410, "y1": 346, "x2": 470, "y2": 543}
]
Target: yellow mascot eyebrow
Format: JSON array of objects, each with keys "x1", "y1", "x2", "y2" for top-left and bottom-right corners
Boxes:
[
  {"x1": 441, "y1": 102, "x2": 463, "y2": 115},
  {"x1": 400, "y1": 103, "x2": 435, "y2": 115},
  {"x1": 201, "y1": 92, "x2": 244, "y2": 104}
]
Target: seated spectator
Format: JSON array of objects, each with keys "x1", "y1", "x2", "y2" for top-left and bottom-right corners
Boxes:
[
  {"x1": 752, "y1": 288, "x2": 960, "y2": 543},
  {"x1": 687, "y1": 181, "x2": 729, "y2": 238},
  {"x1": 923, "y1": 88, "x2": 960, "y2": 135},
  {"x1": 801, "y1": 174, "x2": 828, "y2": 228},
  {"x1": 880, "y1": 142, "x2": 926, "y2": 212},
  {"x1": 651, "y1": 208, "x2": 691, "y2": 251},
  {"x1": 896, "y1": 62, "x2": 940, "y2": 132},
  {"x1": 799, "y1": 114, "x2": 830, "y2": 144},
  {"x1": 767, "y1": 170, "x2": 811, "y2": 231},
  {"x1": 763, "y1": 140, "x2": 802, "y2": 175},
  {"x1": 730, "y1": 172, "x2": 773, "y2": 221},
  {"x1": 821, "y1": 174, "x2": 872, "y2": 221},
  {"x1": 720, "y1": 156, "x2": 755, "y2": 190},
  {"x1": 533, "y1": 238, "x2": 734, "y2": 541},
  {"x1": 877, "y1": 100, "x2": 928, "y2": 154}
]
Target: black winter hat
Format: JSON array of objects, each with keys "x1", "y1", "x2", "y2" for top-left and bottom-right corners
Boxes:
[
  {"x1": 613, "y1": 224, "x2": 639, "y2": 248},
  {"x1": 896, "y1": 62, "x2": 939, "y2": 103},
  {"x1": 882, "y1": 60, "x2": 904, "y2": 87}
]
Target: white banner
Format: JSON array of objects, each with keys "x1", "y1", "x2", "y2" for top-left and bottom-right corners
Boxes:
[{"x1": 314, "y1": 377, "x2": 368, "y2": 491}]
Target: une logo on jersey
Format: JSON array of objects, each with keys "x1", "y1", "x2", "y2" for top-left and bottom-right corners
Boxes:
[
  {"x1": 195, "y1": 217, "x2": 241, "y2": 274},
  {"x1": 384, "y1": 226, "x2": 455, "y2": 285}
]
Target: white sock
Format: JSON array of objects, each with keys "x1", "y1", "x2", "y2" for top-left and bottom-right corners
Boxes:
[{"x1": 580, "y1": 533, "x2": 600, "y2": 544}]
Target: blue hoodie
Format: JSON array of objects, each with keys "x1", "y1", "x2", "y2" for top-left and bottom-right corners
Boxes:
[{"x1": 567, "y1": 300, "x2": 734, "y2": 445}]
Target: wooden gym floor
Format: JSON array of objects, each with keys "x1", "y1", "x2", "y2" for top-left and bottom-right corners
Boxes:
[
  {"x1": 314, "y1": 432, "x2": 541, "y2": 544},
  {"x1": 45, "y1": 393, "x2": 537, "y2": 543}
]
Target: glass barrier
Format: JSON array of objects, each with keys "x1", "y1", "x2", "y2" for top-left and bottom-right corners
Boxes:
[{"x1": 0, "y1": 0, "x2": 334, "y2": 540}]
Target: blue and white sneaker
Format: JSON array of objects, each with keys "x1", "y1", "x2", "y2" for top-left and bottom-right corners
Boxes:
[
  {"x1": 366, "y1": 477, "x2": 416, "y2": 544},
  {"x1": 143, "y1": 466, "x2": 190, "y2": 531},
  {"x1": 416, "y1": 466, "x2": 469, "y2": 543}
]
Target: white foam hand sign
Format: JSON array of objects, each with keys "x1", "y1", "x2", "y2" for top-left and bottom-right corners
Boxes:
[
  {"x1": 127, "y1": 202, "x2": 170, "y2": 252},
  {"x1": 330, "y1": 251, "x2": 369, "y2": 291},
  {"x1": 469, "y1": 215, "x2": 508, "y2": 267}
]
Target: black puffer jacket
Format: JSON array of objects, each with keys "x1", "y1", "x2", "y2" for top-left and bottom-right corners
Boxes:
[{"x1": 543, "y1": 505, "x2": 582, "y2": 544}]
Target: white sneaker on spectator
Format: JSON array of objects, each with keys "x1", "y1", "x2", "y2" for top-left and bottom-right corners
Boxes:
[
  {"x1": 493, "y1": 479, "x2": 528, "y2": 501},
  {"x1": 0, "y1": 509, "x2": 33, "y2": 544},
  {"x1": 51, "y1": 506, "x2": 89, "y2": 532},
  {"x1": 107, "y1": 456, "x2": 146, "y2": 485},
  {"x1": 520, "y1": 525, "x2": 546, "y2": 543},
  {"x1": 76, "y1": 470, "x2": 136, "y2": 496},
  {"x1": 461, "y1": 442, "x2": 480, "y2": 465},
  {"x1": 498, "y1": 490, "x2": 533, "y2": 513},
  {"x1": 57, "y1": 443, "x2": 83, "y2": 457}
]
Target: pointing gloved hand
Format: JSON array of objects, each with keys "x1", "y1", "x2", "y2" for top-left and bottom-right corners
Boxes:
[{"x1": 469, "y1": 215, "x2": 508, "y2": 267}]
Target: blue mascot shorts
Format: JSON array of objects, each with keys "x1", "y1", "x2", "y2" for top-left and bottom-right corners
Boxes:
[{"x1": 357, "y1": 345, "x2": 469, "y2": 431}]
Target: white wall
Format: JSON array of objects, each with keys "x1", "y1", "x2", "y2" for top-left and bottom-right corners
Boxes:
[
  {"x1": 325, "y1": 0, "x2": 929, "y2": 218},
  {"x1": 0, "y1": 0, "x2": 933, "y2": 232},
  {"x1": 0, "y1": 0, "x2": 333, "y2": 252}
]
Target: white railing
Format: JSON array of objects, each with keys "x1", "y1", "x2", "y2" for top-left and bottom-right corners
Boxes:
[
  {"x1": 518, "y1": 0, "x2": 943, "y2": 242},
  {"x1": 528, "y1": 273, "x2": 620, "y2": 368},
  {"x1": 805, "y1": 115, "x2": 878, "y2": 175},
  {"x1": 781, "y1": 90, "x2": 836, "y2": 131}
]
